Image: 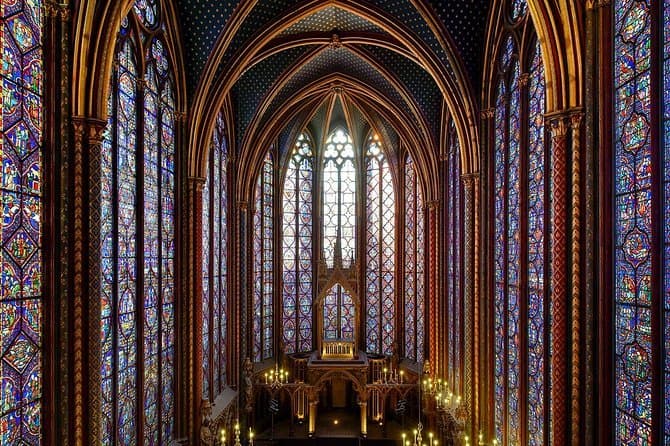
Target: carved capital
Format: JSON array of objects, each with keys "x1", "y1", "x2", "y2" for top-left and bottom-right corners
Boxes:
[
  {"x1": 86, "y1": 118, "x2": 108, "y2": 146},
  {"x1": 175, "y1": 110, "x2": 188, "y2": 122},
  {"x1": 238, "y1": 201, "x2": 249, "y2": 211},
  {"x1": 426, "y1": 200, "x2": 439, "y2": 210},
  {"x1": 586, "y1": 0, "x2": 610, "y2": 10},
  {"x1": 479, "y1": 108, "x2": 495, "y2": 120},
  {"x1": 188, "y1": 176, "x2": 207, "y2": 193},
  {"x1": 461, "y1": 172, "x2": 480, "y2": 188},
  {"x1": 519, "y1": 73, "x2": 530, "y2": 87},
  {"x1": 569, "y1": 110, "x2": 585, "y2": 130},
  {"x1": 545, "y1": 113, "x2": 570, "y2": 139},
  {"x1": 45, "y1": 0, "x2": 70, "y2": 20},
  {"x1": 72, "y1": 116, "x2": 86, "y2": 143}
]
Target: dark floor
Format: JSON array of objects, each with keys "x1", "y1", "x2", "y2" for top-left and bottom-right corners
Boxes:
[{"x1": 255, "y1": 408, "x2": 410, "y2": 445}]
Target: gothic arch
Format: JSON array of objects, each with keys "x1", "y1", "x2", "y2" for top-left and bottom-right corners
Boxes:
[
  {"x1": 188, "y1": 0, "x2": 480, "y2": 180},
  {"x1": 71, "y1": 0, "x2": 187, "y2": 119},
  {"x1": 237, "y1": 78, "x2": 435, "y2": 207},
  {"x1": 483, "y1": 0, "x2": 583, "y2": 112}
]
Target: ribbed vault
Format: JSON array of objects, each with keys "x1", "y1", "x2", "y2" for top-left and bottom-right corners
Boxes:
[{"x1": 187, "y1": 0, "x2": 483, "y2": 181}]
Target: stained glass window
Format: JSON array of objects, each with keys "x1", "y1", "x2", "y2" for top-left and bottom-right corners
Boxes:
[
  {"x1": 203, "y1": 112, "x2": 228, "y2": 400},
  {"x1": 612, "y1": 0, "x2": 670, "y2": 442},
  {"x1": 404, "y1": 155, "x2": 425, "y2": 363},
  {"x1": 253, "y1": 152, "x2": 274, "y2": 362},
  {"x1": 511, "y1": 0, "x2": 527, "y2": 21},
  {"x1": 323, "y1": 129, "x2": 356, "y2": 268},
  {"x1": 323, "y1": 284, "x2": 355, "y2": 341},
  {"x1": 133, "y1": 0, "x2": 159, "y2": 28},
  {"x1": 1, "y1": 0, "x2": 43, "y2": 443},
  {"x1": 492, "y1": 33, "x2": 548, "y2": 445},
  {"x1": 445, "y1": 121, "x2": 462, "y2": 394},
  {"x1": 527, "y1": 40, "x2": 546, "y2": 446},
  {"x1": 282, "y1": 133, "x2": 313, "y2": 354},
  {"x1": 100, "y1": 4, "x2": 175, "y2": 444},
  {"x1": 365, "y1": 133, "x2": 395, "y2": 355}
]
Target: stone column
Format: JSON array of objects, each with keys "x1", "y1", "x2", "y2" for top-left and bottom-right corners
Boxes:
[
  {"x1": 462, "y1": 173, "x2": 478, "y2": 437},
  {"x1": 547, "y1": 114, "x2": 570, "y2": 446},
  {"x1": 185, "y1": 176, "x2": 206, "y2": 443},
  {"x1": 427, "y1": 200, "x2": 439, "y2": 374},
  {"x1": 570, "y1": 110, "x2": 584, "y2": 445},
  {"x1": 45, "y1": 2, "x2": 72, "y2": 443},
  {"x1": 308, "y1": 398, "x2": 318, "y2": 437},
  {"x1": 360, "y1": 400, "x2": 368, "y2": 437},
  {"x1": 69, "y1": 116, "x2": 107, "y2": 446}
]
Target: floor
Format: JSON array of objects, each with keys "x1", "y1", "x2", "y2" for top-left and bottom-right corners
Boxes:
[{"x1": 255, "y1": 407, "x2": 412, "y2": 445}]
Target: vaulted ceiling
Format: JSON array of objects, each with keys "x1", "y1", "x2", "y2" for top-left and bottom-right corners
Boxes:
[{"x1": 180, "y1": 0, "x2": 489, "y2": 179}]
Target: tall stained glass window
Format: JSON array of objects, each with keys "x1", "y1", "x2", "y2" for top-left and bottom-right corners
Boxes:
[
  {"x1": 1, "y1": 0, "x2": 43, "y2": 443},
  {"x1": 100, "y1": 4, "x2": 175, "y2": 444},
  {"x1": 282, "y1": 133, "x2": 313, "y2": 354},
  {"x1": 404, "y1": 155, "x2": 425, "y2": 363},
  {"x1": 612, "y1": 0, "x2": 670, "y2": 442},
  {"x1": 445, "y1": 121, "x2": 463, "y2": 394},
  {"x1": 365, "y1": 133, "x2": 395, "y2": 355},
  {"x1": 323, "y1": 284, "x2": 355, "y2": 341},
  {"x1": 253, "y1": 152, "x2": 274, "y2": 362},
  {"x1": 322, "y1": 129, "x2": 356, "y2": 268},
  {"x1": 492, "y1": 28, "x2": 548, "y2": 445},
  {"x1": 203, "y1": 112, "x2": 228, "y2": 400}
]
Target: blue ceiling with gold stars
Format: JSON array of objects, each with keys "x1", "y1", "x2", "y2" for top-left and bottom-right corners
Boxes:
[
  {"x1": 176, "y1": 0, "x2": 490, "y2": 94},
  {"x1": 175, "y1": 0, "x2": 491, "y2": 150}
]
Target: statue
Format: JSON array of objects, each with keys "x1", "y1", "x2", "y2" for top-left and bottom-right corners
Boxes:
[
  {"x1": 200, "y1": 400, "x2": 214, "y2": 446},
  {"x1": 390, "y1": 341, "x2": 400, "y2": 371},
  {"x1": 279, "y1": 338, "x2": 288, "y2": 371},
  {"x1": 243, "y1": 357, "x2": 254, "y2": 413}
]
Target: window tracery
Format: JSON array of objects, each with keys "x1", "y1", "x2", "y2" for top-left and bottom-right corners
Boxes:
[
  {"x1": 365, "y1": 133, "x2": 395, "y2": 356},
  {"x1": 1, "y1": 0, "x2": 43, "y2": 443},
  {"x1": 612, "y1": 0, "x2": 670, "y2": 441},
  {"x1": 491, "y1": 25, "x2": 548, "y2": 446},
  {"x1": 404, "y1": 154, "x2": 425, "y2": 363},
  {"x1": 100, "y1": 3, "x2": 175, "y2": 443},
  {"x1": 282, "y1": 133, "x2": 314, "y2": 354},
  {"x1": 323, "y1": 129, "x2": 356, "y2": 268},
  {"x1": 253, "y1": 152, "x2": 274, "y2": 362},
  {"x1": 203, "y1": 112, "x2": 228, "y2": 400}
]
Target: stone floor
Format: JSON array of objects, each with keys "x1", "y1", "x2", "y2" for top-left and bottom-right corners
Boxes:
[{"x1": 255, "y1": 407, "x2": 418, "y2": 445}]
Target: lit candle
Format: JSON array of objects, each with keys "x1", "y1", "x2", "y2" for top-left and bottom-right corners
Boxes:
[
  {"x1": 400, "y1": 370, "x2": 404, "y2": 383},
  {"x1": 221, "y1": 429, "x2": 226, "y2": 446}
]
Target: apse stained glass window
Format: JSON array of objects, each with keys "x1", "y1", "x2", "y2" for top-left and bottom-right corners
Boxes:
[
  {"x1": 511, "y1": 0, "x2": 526, "y2": 21},
  {"x1": 1, "y1": 0, "x2": 43, "y2": 443},
  {"x1": 253, "y1": 152, "x2": 274, "y2": 362},
  {"x1": 323, "y1": 129, "x2": 356, "y2": 268},
  {"x1": 133, "y1": 0, "x2": 158, "y2": 28},
  {"x1": 282, "y1": 133, "x2": 313, "y2": 354},
  {"x1": 613, "y1": 0, "x2": 670, "y2": 442},
  {"x1": 100, "y1": 6, "x2": 175, "y2": 444},
  {"x1": 445, "y1": 121, "x2": 462, "y2": 394},
  {"x1": 203, "y1": 112, "x2": 228, "y2": 400},
  {"x1": 323, "y1": 284, "x2": 355, "y2": 341},
  {"x1": 404, "y1": 155, "x2": 425, "y2": 363},
  {"x1": 365, "y1": 133, "x2": 395, "y2": 355},
  {"x1": 492, "y1": 34, "x2": 548, "y2": 446}
]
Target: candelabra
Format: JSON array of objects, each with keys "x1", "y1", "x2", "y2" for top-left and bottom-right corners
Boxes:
[
  {"x1": 378, "y1": 366, "x2": 405, "y2": 384},
  {"x1": 220, "y1": 421, "x2": 254, "y2": 446},
  {"x1": 463, "y1": 431, "x2": 499, "y2": 446},
  {"x1": 263, "y1": 363, "x2": 290, "y2": 388}
]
